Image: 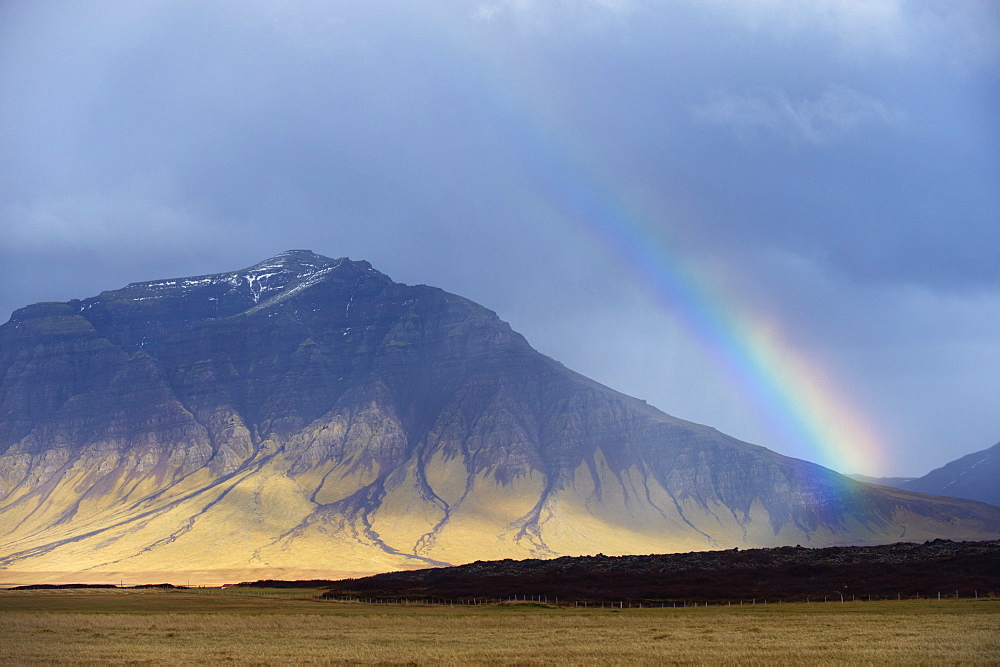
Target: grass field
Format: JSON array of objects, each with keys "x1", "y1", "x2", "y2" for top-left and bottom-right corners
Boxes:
[{"x1": 1, "y1": 589, "x2": 997, "y2": 663}]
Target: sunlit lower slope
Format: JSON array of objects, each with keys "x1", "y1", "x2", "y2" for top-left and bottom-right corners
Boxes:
[{"x1": 2, "y1": 251, "x2": 998, "y2": 584}]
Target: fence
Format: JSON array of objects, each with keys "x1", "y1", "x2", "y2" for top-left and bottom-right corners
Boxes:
[{"x1": 319, "y1": 589, "x2": 996, "y2": 608}]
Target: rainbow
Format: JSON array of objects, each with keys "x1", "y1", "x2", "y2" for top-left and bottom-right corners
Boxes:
[
  {"x1": 528, "y1": 138, "x2": 885, "y2": 476},
  {"x1": 443, "y1": 21, "x2": 887, "y2": 475}
]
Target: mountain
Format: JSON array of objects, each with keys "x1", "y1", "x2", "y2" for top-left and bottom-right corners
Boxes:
[
  {"x1": 848, "y1": 443, "x2": 999, "y2": 507},
  {"x1": 2, "y1": 250, "x2": 999, "y2": 585},
  {"x1": 900, "y1": 443, "x2": 1000, "y2": 507}
]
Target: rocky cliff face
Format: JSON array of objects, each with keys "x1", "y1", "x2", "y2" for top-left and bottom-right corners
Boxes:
[{"x1": 2, "y1": 250, "x2": 999, "y2": 584}]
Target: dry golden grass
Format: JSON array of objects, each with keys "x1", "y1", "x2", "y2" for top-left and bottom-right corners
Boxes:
[{"x1": 1, "y1": 590, "x2": 997, "y2": 664}]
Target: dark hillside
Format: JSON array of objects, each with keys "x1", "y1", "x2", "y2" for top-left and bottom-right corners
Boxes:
[
  {"x1": 313, "y1": 539, "x2": 1000, "y2": 603},
  {"x1": 903, "y1": 442, "x2": 1000, "y2": 507}
]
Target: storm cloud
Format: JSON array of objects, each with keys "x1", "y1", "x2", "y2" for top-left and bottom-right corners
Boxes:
[{"x1": 2, "y1": 0, "x2": 997, "y2": 475}]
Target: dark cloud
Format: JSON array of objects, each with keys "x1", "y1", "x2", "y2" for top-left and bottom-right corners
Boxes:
[{"x1": 2, "y1": 0, "x2": 997, "y2": 475}]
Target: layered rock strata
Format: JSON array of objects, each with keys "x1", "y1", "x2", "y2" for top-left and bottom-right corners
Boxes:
[{"x1": 2, "y1": 250, "x2": 998, "y2": 582}]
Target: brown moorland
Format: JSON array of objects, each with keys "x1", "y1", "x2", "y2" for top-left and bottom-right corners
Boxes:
[{"x1": 0, "y1": 588, "x2": 997, "y2": 663}]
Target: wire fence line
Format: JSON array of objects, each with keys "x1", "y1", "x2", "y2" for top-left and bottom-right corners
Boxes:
[
  {"x1": 44, "y1": 585, "x2": 991, "y2": 606},
  {"x1": 9, "y1": 584, "x2": 994, "y2": 605},
  {"x1": 317, "y1": 589, "x2": 996, "y2": 608}
]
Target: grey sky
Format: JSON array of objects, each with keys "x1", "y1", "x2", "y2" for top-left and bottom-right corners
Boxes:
[{"x1": 2, "y1": 0, "x2": 997, "y2": 476}]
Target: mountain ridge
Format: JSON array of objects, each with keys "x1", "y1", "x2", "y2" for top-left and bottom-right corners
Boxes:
[
  {"x1": 852, "y1": 443, "x2": 999, "y2": 507},
  {"x1": 2, "y1": 251, "x2": 999, "y2": 584}
]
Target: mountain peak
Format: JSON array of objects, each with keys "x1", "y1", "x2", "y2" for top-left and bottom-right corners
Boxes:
[
  {"x1": 245, "y1": 249, "x2": 340, "y2": 274},
  {"x1": 240, "y1": 251, "x2": 381, "y2": 284},
  {"x1": 234, "y1": 252, "x2": 384, "y2": 308},
  {"x1": 96, "y1": 251, "x2": 380, "y2": 313},
  {"x1": 236, "y1": 251, "x2": 337, "y2": 289},
  {"x1": 276, "y1": 249, "x2": 328, "y2": 260},
  {"x1": 3, "y1": 255, "x2": 999, "y2": 584}
]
